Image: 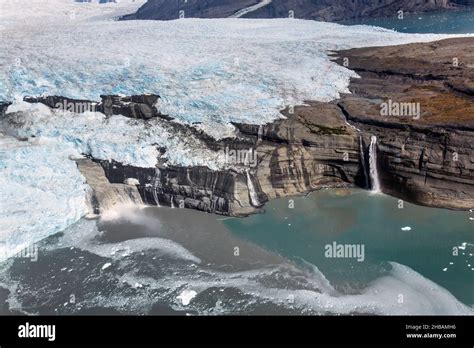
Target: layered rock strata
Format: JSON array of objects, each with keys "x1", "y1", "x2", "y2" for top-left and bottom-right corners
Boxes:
[{"x1": 2, "y1": 38, "x2": 472, "y2": 215}]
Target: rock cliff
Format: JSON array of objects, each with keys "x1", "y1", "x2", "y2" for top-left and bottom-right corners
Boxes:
[
  {"x1": 3, "y1": 38, "x2": 472, "y2": 215},
  {"x1": 333, "y1": 37, "x2": 474, "y2": 210}
]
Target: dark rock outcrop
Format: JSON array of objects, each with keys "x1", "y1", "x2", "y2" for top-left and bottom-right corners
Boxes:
[
  {"x1": 122, "y1": 0, "x2": 469, "y2": 22},
  {"x1": 121, "y1": 0, "x2": 259, "y2": 20},
  {"x1": 100, "y1": 94, "x2": 169, "y2": 120},
  {"x1": 23, "y1": 94, "x2": 169, "y2": 120},
  {"x1": 95, "y1": 159, "x2": 261, "y2": 216},
  {"x1": 245, "y1": 0, "x2": 459, "y2": 21},
  {"x1": 0, "y1": 102, "x2": 11, "y2": 118}
]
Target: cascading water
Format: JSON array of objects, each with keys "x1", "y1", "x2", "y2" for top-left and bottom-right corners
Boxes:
[
  {"x1": 258, "y1": 125, "x2": 263, "y2": 142},
  {"x1": 369, "y1": 135, "x2": 381, "y2": 193},
  {"x1": 359, "y1": 136, "x2": 369, "y2": 189},
  {"x1": 170, "y1": 196, "x2": 175, "y2": 209},
  {"x1": 153, "y1": 168, "x2": 161, "y2": 206},
  {"x1": 246, "y1": 169, "x2": 261, "y2": 207}
]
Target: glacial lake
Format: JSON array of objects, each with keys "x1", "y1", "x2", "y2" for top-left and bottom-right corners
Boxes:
[{"x1": 1, "y1": 189, "x2": 472, "y2": 315}]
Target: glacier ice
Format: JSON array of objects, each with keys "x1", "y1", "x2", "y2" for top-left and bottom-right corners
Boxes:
[
  {"x1": 0, "y1": 133, "x2": 89, "y2": 263},
  {"x1": 0, "y1": 0, "x2": 465, "y2": 139},
  {"x1": 0, "y1": 0, "x2": 469, "y2": 261},
  {"x1": 4, "y1": 100, "x2": 228, "y2": 170}
]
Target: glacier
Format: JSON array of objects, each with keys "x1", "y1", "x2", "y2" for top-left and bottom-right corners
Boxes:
[
  {"x1": 0, "y1": 133, "x2": 89, "y2": 262},
  {"x1": 0, "y1": 0, "x2": 469, "y2": 261},
  {"x1": 0, "y1": 0, "x2": 463, "y2": 138},
  {"x1": 4, "y1": 99, "x2": 228, "y2": 170}
]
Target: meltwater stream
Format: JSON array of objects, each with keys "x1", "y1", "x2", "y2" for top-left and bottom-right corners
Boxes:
[
  {"x1": 0, "y1": 189, "x2": 472, "y2": 315},
  {"x1": 246, "y1": 169, "x2": 261, "y2": 207},
  {"x1": 369, "y1": 136, "x2": 381, "y2": 193}
]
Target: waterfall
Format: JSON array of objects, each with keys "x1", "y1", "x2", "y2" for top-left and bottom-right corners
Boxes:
[
  {"x1": 153, "y1": 168, "x2": 161, "y2": 206},
  {"x1": 76, "y1": 159, "x2": 143, "y2": 216},
  {"x1": 246, "y1": 169, "x2": 260, "y2": 207},
  {"x1": 257, "y1": 125, "x2": 263, "y2": 142},
  {"x1": 359, "y1": 136, "x2": 369, "y2": 189},
  {"x1": 369, "y1": 136, "x2": 381, "y2": 193}
]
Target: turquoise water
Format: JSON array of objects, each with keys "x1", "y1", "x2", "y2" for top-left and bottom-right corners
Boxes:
[
  {"x1": 0, "y1": 189, "x2": 471, "y2": 314},
  {"x1": 224, "y1": 189, "x2": 474, "y2": 306},
  {"x1": 343, "y1": 10, "x2": 474, "y2": 34}
]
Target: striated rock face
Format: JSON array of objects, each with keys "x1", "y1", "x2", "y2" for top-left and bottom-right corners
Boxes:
[
  {"x1": 233, "y1": 103, "x2": 364, "y2": 201},
  {"x1": 334, "y1": 37, "x2": 474, "y2": 210},
  {"x1": 95, "y1": 159, "x2": 257, "y2": 216},
  {"x1": 91, "y1": 101, "x2": 363, "y2": 216}
]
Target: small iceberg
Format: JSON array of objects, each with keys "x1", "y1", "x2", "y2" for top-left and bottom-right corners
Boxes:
[{"x1": 401, "y1": 226, "x2": 412, "y2": 231}]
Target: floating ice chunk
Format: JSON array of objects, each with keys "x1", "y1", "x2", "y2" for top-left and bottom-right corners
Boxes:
[
  {"x1": 401, "y1": 226, "x2": 412, "y2": 231},
  {"x1": 442, "y1": 268, "x2": 448, "y2": 272},
  {"x1": 177, "y1": 289, "x2": 197, "y2": 306}
]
